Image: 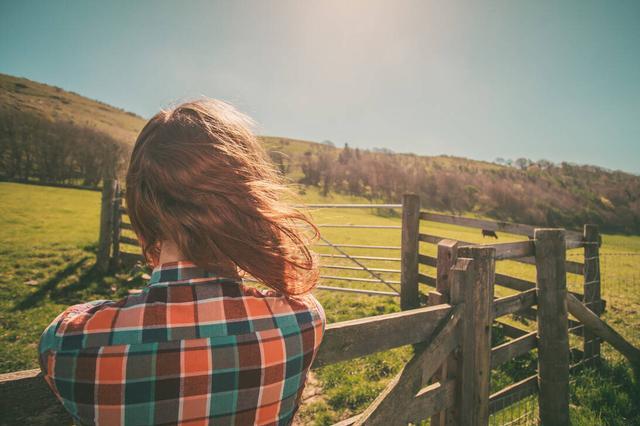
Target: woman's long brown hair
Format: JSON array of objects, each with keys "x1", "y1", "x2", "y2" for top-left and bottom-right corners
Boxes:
[{"x1": 125, "y1": 99, "x2": 320, "y2": 296}]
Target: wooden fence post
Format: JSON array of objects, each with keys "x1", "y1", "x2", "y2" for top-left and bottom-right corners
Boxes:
[
  {"x1": 429, "y1": 239, "x2": 458, "y2": 425},
  {"x1": 97, "y1": 178, "x2": 116, "y2": 273},
  {"x1": 535, "y1": 229, "x2": 570, "y2": 426},
  {"x1": 401, "y1": 193, "x2": 420, "y2": 310},
  {"x1": 583, "y1": 224, "x2": 602, "y2": 365},
  {"x1": 110, "y1": 181, "x2": 122, "y2": 271},
  {"x1": 456, "y1": 246, "x2": 495, "y2": 426}
]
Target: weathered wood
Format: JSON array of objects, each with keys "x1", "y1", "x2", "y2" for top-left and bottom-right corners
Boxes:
[
  {"x1": 119, "y1": 235, "x2": 139, "y2": 246},
  {"x1": 404, "y1": 380, "x2": 456, "y2": 424},
  {"x1": 420, "y1": 233, "x2": 581, "y2": 271},
  {"x1": 449, "y1": 257, "x2": 475, "y2": 426},
  {"x1": 354, "y1": 305, "x2": 462, "y2": 425},
  {"x1": 401, "y1": 193, "x2": 421, "y2": 310},
  {"x1": 477, "y1": 240, "x2": 534, "y2": 260},
  {"x1": 494, "y1": 273, "x2": 535, "y2": 292},
  {"x1": 455, "y1": 247, "x2": 495, "y2": 425},
  {"x1": 0, "y1": 369, "x2": 71, "y2": 425},
  {"x1": 120, "y1": 221, "x2": 133, "y2": 231},
  {"x1": 488, "y1": 375, "x2": 538, "y2": 415},
  {"x1": 428, "y1": 290, "x2": 446, "y2": 305},
  {"x1": 313, "y1": 304, "x2": 452, "y2": 367},
  {"x1": 418, "y1": 273, "x2": 436, "y2": 287},
  {"x1": 315, "y1": 286, "x2": 399, "y2": 297},
  {"x1": 583, "y1": 224, "x2": 602, "y2": 364},
  {"x1": 418, "y1": 253, "x2": 437, "y2": 267},
  {"x1": 567, "y1": 293, "x2": 640, "y2": 375},
  {"x1": 493, "y1": 288, "x2": 537, "y2": 319},
  {"x1": 491, "y1": 332, "x2": 537, "y2": 369},
  {"x1": 565, "y1": 260, "x2": 584, "y2": 275},
  {"x1": 97, "y1": 178, "x2": 116, "y2": 273},
  {"x1": 430, "y1": 239, "x2": 458, "y2": 426},
  {"x1": 496, "y1": 321, "x2": 530, "y2": 338},
  {"x1": 535, "y1": 229, "x2": 570, "y2": 426},
  {"x1": 436, "y1": 240, "x2": 458, "y2": 298},
  {"x1": 419, "y1": 211, "x2": 584, "y2": 241}
]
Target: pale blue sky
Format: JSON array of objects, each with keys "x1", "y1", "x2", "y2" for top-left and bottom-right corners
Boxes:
[{"x1": 1, "y1": 1, "x2": 639, "y2": 173}]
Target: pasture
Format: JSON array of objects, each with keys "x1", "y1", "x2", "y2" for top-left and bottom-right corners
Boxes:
[{"x1": 1, "y1": 181, "x2": 639, "y2": 425}]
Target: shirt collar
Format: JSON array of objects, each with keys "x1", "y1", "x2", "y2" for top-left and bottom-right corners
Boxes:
[{"x1": 147, "y1": 261, "x2": 241, "y2": 286}]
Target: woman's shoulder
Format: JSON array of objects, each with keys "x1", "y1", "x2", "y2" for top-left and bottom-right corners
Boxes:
[{"x1": 240, "y1": 283, "x2": 326, "y2": 330}]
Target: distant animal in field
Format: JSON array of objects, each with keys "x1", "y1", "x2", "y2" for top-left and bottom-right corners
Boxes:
[{"x1": 482, "y1": 229, "x2": 498, "y2": 239}]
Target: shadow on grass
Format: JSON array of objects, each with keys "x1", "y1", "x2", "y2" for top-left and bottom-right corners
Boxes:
[
  {"x1": 12, "y1": 254, "x2": 116, "y2": 310},
  {"x1": 13, "y1": 256, "x2": 92, "y2": 310}
]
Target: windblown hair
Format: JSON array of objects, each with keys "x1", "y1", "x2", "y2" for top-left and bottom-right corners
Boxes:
[{"x1": 125, "y1": 99, "x2": 320, "y2": 296}]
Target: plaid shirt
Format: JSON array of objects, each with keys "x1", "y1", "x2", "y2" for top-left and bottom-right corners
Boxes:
[{"x1": 39, "y1": 261, "x2": 326, "y2": 426}]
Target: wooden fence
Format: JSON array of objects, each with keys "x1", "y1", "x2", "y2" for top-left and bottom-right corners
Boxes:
[{"x1": 3, "y1": 185, "x2": 639, "y2": 425}]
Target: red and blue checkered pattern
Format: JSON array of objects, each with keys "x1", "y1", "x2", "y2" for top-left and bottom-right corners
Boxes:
[{"x1": 39, "y1": 261, "x2": 326, "y2": 425}]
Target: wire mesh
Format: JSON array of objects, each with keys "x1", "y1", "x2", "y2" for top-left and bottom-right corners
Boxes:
[{"x1": 489, "y1": 390, "x2": 538, "y2": 425}]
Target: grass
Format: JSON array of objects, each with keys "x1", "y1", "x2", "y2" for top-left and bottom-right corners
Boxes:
[{"x1": 1, "y1": 181, "x2": 639, "y2": 425}]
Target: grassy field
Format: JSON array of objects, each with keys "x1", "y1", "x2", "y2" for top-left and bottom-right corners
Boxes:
[{"x1": 1, "y1": 181, "x2": 639, "y2": 425}]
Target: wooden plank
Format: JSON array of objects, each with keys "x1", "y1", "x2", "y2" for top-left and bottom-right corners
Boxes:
[
  {"x1": 120, "y1": 221, "x2": 133, "y2": 231},
  {"x1": 418, "y1": 273, "x2": 436, "y2": 286},
  {"x1": 583, "y1": 224, "x2": 602, "y2": 364},
  {"x1": 419, "y1": 211, "x2": 583, "y2": 241},
  {"x1": 535, "y1": 229, "x2": 570, "y2": 426},
  {"x1": 493, "y1": 288, "x2": 537, "y2": 319},
  {"x1": 491, "y1": 332, "x2": 537, "y2": 369},
  {"x1": 566, "y1": 260, "x2": 584, "y2": 275},
  {"x1": 404, "y1": 380, "x2": 456, "y2": 424},
  {"x1": 119, "y1": 235, "x2": 139, "y2": 246},
  {"x1": 567, "y1": 293, "x2": 640, "y2": 375},
  {"x1": 315, "y1": 286, "x2": 399, "y2": 297},
  {"x1": 488, "y1": 375, "x2": 538, "y2": 415},
  {"x1": 418, "y1": 254, "x2": 437, "y2": 267},
  {"x1": 494, "y1": 273, "x2": 535, "y2": 292},
  {"x1": 313, "y1": 304, "x2": 452, "y2": 367},
  {"x1": 354, "y1": 305, "x2": 462, "y2": 425},
  {"x1": 456, "y1": 246, "x2": 495, "y2": 425},
  {"x1": 97, "y1": 178, "x2": 116, "y2": 272},
  {"x1": 401, "y1": 194, "x2": 421, "y2": 310},
  {"x1": 484, "y1": 240, "x2": 535, "y2": 260},
  {"x1": 420, "y1": 233, "x2": 583, "y2": 273},
  {"x1": 0, "y1": 369, "x2": 71, "y2": 424},
  {"x1": 449, "y1": 257, "x2": 475, "y2": 425},
  {"x1": 566, "y1": 238, "x2": 585, "y2": 249},
  {"x1": 430, "y1": 239, "x2": 458, "y2": 425},
  {"x1": 496, "y1": 321, "x2": 530, "y2": 338}
]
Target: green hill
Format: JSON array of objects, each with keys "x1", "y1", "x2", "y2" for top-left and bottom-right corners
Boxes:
[{"x1": 1, "y1": 73, "x2": 639, "y2": 233}]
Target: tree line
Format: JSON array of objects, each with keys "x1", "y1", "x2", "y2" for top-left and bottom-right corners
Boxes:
[
  {"x1": 297, "y1": 143, "x2": 640, "y2": 234},
  {"x1": 0, "y1": 109, "x2": 125, "y2": 187}
]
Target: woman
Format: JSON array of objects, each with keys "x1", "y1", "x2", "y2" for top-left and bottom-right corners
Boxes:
[{"x1": 38, "y1": 99, "x2": 326, "y2": 426}]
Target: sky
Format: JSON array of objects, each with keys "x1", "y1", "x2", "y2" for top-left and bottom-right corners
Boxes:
[{"x1": 1, "y1": 0, "x2": 639, "y2": 174}]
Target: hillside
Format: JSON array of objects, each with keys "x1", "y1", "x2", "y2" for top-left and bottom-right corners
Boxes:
[{"x1": 1, "y1": 73, "x2": 639, "y2": 233}]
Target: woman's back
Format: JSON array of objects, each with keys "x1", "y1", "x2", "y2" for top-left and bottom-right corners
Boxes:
[{"x1": 39, "y1": 261, "x2": 326, "y2": 425}]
